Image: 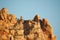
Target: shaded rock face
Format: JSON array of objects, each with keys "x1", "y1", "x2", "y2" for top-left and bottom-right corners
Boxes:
[{"x1": 0, "y1": 8, "x2": 56, "y2": 40}]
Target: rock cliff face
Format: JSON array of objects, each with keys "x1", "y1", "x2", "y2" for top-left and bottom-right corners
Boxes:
[{"x1": 0, "y1": 8, "x2": 56, "y2": 40}]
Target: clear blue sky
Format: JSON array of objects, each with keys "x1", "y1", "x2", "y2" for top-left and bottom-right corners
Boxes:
[{"x1": 0, "y1": 0, "x2": 60, "y2": 40}]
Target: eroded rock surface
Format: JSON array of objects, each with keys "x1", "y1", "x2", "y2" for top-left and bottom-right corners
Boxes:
[{"x1": 0, "y1": 8, "x2": 56, "y2": 40}]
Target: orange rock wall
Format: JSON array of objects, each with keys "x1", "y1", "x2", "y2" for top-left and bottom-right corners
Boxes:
[{"x1": 0, "y1": 8, "x2": 56, "y2": 40}]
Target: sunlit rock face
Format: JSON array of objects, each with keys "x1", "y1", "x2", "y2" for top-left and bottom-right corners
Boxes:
[{"x1": 0, "y1": 8, "x2": 56, "y2": 40}]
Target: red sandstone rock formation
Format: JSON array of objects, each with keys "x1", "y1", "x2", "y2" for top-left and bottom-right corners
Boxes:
[{"x1": 0, "y1": 8, "x2": 56, "y2": 40}]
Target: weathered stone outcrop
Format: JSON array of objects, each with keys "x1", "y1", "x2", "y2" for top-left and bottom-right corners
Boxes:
[{"x1": 0, "y1": 8, "x2": 56, "y2": 40}]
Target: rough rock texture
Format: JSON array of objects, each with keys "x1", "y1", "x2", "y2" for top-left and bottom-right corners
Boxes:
[{"x1": 0, "y1": 8, "x2": 56, "y2": 40}]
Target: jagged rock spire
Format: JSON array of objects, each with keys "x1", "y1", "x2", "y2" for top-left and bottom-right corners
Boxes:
[
  {"x1": 20, "y1": 16, "x2": 23, "y2": 20},
  {"x1": 1, "y1": 8, "x2": 8, "y2": 13},
  {"x1": 33, "y1": 14, "x2": 40, "y2": 22},
  {"x1": 0, "y1": 8, "x2": 8, "y2": 21},
  {"x1": 42, "y1": 18, "x2": 48, "y2": 25},
  {"x1": 42, "y1": 18, "x2": 50, "y2": 26},
  {"x1": 19, "y1": 16, "x2": 24, "y2": 23}
]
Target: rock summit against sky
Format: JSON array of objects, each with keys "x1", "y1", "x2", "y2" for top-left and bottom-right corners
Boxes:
[{"x1": 0, "y1": 8, "x2": 56, "y2": 40}]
